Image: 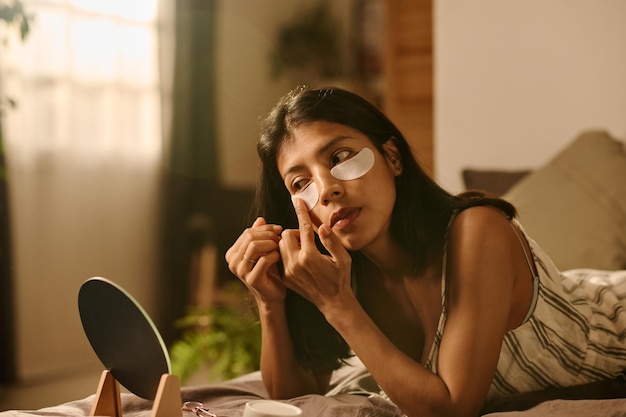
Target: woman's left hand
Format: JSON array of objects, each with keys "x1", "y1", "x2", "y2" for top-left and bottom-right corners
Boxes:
[{"x1": 278, "y1": 199, "x2": 354, "y2": 312}]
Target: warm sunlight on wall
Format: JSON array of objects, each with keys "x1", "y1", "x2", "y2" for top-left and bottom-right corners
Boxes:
[
  {"x1": 1, "y1": 0, "x2": 164, "y2": 382},
  {"x1": 3, "y1": 0, "x2": 161, "y2": 164},
  {"x1": 435, "y1": 0, "x2": 626, "y2": 193}
]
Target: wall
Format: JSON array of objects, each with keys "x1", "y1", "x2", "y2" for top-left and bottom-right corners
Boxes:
[
  {"x1": 3, "y1": 1, "x2": 164, "y2": 385},
  {"x1": 9, "y1": 161, "x2": 161, "y2": 381},
  {"x1": 215, "y1": 0, "x2": 355, "y2": 188},
  {"x1": 216, "y1": 0, "x2": 626, "y2": 193},
  {"x1": 434, "y1": 0, "x2": 626, "y2": 193}
]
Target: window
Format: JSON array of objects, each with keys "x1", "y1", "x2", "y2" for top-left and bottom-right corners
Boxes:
[
  {"x1": 0, "y1": 0, "x2": 165, "y2": 380},
  {"x1": 1, "y1": 0, "x2": 161, "y2": 164}
]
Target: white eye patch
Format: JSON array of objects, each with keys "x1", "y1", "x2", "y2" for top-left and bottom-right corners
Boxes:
[
  {"x1": 291, "y1": 182, "x2": 319, "y2": 211},
  {"x1": 290, "y1": 148, "x2": 376, "y2": 212},
  {"x1": 330, "y1": 147, "x2": 375, "y2": 181}
]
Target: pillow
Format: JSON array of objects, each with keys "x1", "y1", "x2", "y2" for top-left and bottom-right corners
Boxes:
[
  {"x1": 462, "y1": 169, "x2": 531, "y2": 196},
  {"x1": 503, "y1": 130, "x2": 626, "y2": 271},
  {"x1": 481, "y1": 376, "x2": 626, "y2": 414}
]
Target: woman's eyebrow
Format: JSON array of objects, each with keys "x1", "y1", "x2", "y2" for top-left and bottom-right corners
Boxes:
[
  {"x1": 281, "y1": 135, "x2": 354, "y2": 180},
  {"x1": 318, "y1": 135, "x2": 353, "y2": 155}
]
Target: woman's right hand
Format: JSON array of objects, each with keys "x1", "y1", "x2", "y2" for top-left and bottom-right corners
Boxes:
[{"x1": 225, "y1": 217, "x2": 285, "y2": 303}]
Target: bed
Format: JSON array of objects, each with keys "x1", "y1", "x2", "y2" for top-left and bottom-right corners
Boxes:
[
  {"x1": 2, "y1": 130, "x2": 626, "y2": 417},
  {"x1": 1, "y1": 362, "x2": 625, "y2": 417}
]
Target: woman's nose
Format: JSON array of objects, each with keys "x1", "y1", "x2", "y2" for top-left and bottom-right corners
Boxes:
[{"x1": 317, "y1": 172, "x2": 344, "y2": 205}]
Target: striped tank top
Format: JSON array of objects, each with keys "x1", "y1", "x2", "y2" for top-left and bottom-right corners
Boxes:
[{"x1": 424, "y1": 219, "x2": 626, "y2": 401}]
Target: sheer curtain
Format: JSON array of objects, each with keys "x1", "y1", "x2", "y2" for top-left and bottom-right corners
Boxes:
[{"x1": 0, "y1": 0, "x2": 166, "y2": 381}]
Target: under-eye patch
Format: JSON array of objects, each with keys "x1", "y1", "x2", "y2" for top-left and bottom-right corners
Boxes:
[
  {"x1": 291, "y1": 182, "x2": 319, "y2": 211},
  {"x1": 290, "y1": 148, "x2": 376, "y2": 212},
  {"x1": 330, "y1": 148, "x2": 375, "y2": 181}
]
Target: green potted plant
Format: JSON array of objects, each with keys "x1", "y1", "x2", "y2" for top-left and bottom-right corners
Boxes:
[
  {"x1": 270, "y1": 1, "x2": 344, "y2": 84},
  {"x1": 169, "y1": 282, "x2": 262, "y2": 384}
]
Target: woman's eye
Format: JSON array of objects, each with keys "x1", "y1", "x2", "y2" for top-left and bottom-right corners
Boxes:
[
  {"x1": 292, "y1": 178, "x2": 310, "y2": 192},
  {"x1": 331, "y1": 150, "x2": 351, "y2": 166}
]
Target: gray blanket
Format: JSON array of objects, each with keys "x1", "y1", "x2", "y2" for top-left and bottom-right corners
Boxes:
[{"x1": 2, "y1": 364, "x2": 625, "y2": 417}]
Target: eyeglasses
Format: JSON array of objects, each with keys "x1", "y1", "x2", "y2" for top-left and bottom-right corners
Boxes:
[{"x1": 182, "y1": 401, "x2": 217, "y2": 417}]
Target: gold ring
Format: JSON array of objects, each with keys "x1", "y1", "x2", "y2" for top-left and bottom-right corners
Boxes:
[{"x1": 243, "y1": 254, "x2": 257, "y2": 264}]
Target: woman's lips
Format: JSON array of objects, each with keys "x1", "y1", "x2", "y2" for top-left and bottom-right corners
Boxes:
[{"x1": 330, "y1": 207, "x2": 361, "y2": 230}]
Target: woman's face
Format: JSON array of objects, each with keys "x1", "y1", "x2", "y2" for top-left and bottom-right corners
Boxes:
[{"x1": 276, "y1": 121, "x2": 400, "y2": 251}]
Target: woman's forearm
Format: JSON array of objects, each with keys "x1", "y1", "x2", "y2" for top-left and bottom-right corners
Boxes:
[
  {"x1": 323, "y1": 297, "x2": 457, "y2": 417},
  {"x1": 257, "y1": 300, "x2": 329, "y2": 399}
]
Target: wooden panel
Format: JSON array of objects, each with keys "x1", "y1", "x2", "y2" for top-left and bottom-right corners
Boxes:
[{"x1": 383, "y1": 0, "x2": 434, "y2": 175}]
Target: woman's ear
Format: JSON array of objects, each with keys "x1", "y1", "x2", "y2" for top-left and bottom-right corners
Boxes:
[{"x1": 382, "y1": 138, "x2": 403, "y2": 176}]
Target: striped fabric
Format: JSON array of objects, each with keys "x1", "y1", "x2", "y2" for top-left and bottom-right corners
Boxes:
[{"x1": 425, "y1": 220, "x2": 626, "y2": 401}]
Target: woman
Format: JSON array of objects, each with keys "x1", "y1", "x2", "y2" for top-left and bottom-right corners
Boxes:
[{"x1": 225, "y1": 86, "x2": 626, "y2": 417}]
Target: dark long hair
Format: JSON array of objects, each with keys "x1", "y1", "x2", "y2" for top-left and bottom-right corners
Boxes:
[{"x1": 253, "y1": 86, "x2": 515, "y2": 372}]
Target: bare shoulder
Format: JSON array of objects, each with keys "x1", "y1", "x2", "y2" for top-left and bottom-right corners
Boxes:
[
  {"x1": 446, "y1": 205, "x2": 520, "y2": 276},
  {"x1": 436, "y1": 206, "x2": 527, "y2": 413},
  {"x1": 445, "y1": 206, "x2": 534, "y2": 332},
  {"x1": 452, "y1": 204, "x2": 511, "y2": 226}
]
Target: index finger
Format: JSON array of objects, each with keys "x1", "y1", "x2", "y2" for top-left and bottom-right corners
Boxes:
[{"x1": 294, "y1": 198, "x2": 316, "y2": 251}]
